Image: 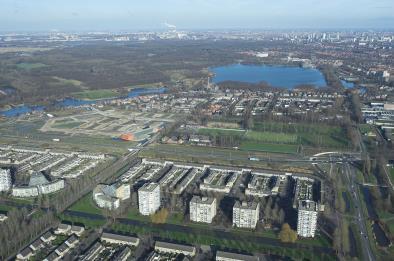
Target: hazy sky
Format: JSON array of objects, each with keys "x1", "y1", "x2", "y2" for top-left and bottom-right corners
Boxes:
[{"x1": 1, "y1": 0, "x2": 393, "y2": 31}]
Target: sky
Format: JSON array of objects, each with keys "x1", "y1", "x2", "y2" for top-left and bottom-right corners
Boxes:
[{"x1": 0, "y1": 0, "x2": 393, "y2": 31}]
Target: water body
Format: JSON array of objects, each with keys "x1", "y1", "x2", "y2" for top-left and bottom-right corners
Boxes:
[
  {"x1": 211, "y1": 64, "x2": 327, "y2": 89},
  {"x1": 341, "y1": 80, "x2": 355, "y2": 89},
  {"x1": 0, "y1": 87, "x2": 167, "y2": 117},
  {"x1": 0, "y1": 105, "x2": 44, "y2": 117}
]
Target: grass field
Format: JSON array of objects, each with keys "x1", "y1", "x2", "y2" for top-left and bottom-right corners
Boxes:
[
  {"x1": 0, "y1": 204, "x2": 13, "y2": 213},
  {"x1": 389, "y1": 168, "x2": 394, "y2": 184},
  {"x1": 245, "y1": 130, "x2": 298, "y2": 144},
  {"x1": 72, "y1": 89, "x2": 119, "y2": 100},
  {"x1": 196, "y1": 122, "x2": 349, "y2": 154},
  {"x1": 197, "y1": 127, "x2": 245, "y2": 137},
  {"x1": 16, "y1": 62, "x2": 47, "y2": 70},
  {"x1": 240, "y1": 142, "x2": 299, "y2": 154},
  {"x1": 68, "y1": 193, "x2": 103, "y2": 215},
  {"x1": 59, "y1": 214, "x2": 106, "y2": 228},
  {"x1": 52, "y1": 76, "x2": 84, "y2": 87},
  {"x1": 253, "y1": 122, "x2": 349, "y2": 148}
]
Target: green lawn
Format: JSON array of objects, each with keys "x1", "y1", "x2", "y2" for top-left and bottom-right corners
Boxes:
[
  {"x1": 125, "y1": 208, "x2": 149, "y2": 222},
  {"x1": 252, "y1": 122, "x2": 350, "y2": 148},
  {"x1": 389, "y1": 168, "x2": 394, "y2": 184},
  {"x1": 68, "y1": 193, "x2": 103, "y2": 215},
  {"x1": 0, "y1": 204, "x2": 13, "y2": 213},
  {"x1": 197, "y1": 127, "x2": 245, "y2": 137},
  {"x1": 59, "y1": 214, "x2": 106, "y2": 228},
  {"x1": 72, "y1": 89, "x2": 119, "y2": 100},
  {"x1": 16, "y1": 62, "x2": 47, "y2": 70},
  {"x1": 198, "y1": 122, "x2": 349, "y2": 151},
  {"x1": 240, "y1": 142, "x2": 299, "y2": 154},
  {"x1": 245, "y1": 130, "x2": 298, "y2": 144}
]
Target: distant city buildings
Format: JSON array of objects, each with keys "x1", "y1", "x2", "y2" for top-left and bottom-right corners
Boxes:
[
  {"x1": 233, "y1": 201, "x2": 260, "y2": 229},
  {"x1": 93, "y1": 182, "x2": 130, "y2": 210},
  {"x1": 189, "y1": 196, "x2": 216, "y2": 223},
  {"x1": 0, "y1": 169, "x2": 12, "y2": 192},
  {"x1": 138, "y1": 182, "x2": 161, "y2": 215},
  {"x1": 297, "y1": 200, "x2": 318, "y2": 237}
]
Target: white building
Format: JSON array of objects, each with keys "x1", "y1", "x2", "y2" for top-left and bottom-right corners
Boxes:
[
  {"x1": 39, "y1": 180, "x2": 65, "y2": 194},
  {"x1": 11, "y1": 172, "x2": 64, "y2": 197},
  {"x1": 138, "y1": 182, "x2": 160, "y2": 215},
  {"x1": 232, "y1": 201, "x2": 260, "y2": 229},
  {"x1": 297, "y1": 200, "x2": 318, "y2": 237},
  {"x1": 0, "y1": 169, "x2": 12, "y2": 192},
  {"x1": 154, "y1": 241, "x2": 196, "y2": 257},
  {"x1": 189, "y1": 196, "x2": 216, "y2": 223},
  {"x1": 93, "y1": 185, "x2": 120, "y2": 210},
  {"x1": 12, "y1": 186, "x2": 39, "y2": 197}
]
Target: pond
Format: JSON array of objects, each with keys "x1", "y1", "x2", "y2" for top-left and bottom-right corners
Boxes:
[{"x1": 211, "y1": 64, "x2": 327, "y2": 89}]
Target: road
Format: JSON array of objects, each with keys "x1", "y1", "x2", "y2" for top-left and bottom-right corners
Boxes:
[
  {"x1": 140, "y1": 144, "x2": 361, "y2": 165},
  {"x1": 343, "y1": 163, "x2": 375, "y2": 261}
]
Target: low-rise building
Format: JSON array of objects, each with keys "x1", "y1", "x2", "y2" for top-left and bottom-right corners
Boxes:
[
  {"x1": 16, "y1": 247, "x2": 34, "y2": 260},
  {"x1": 297, "y1": 200, "x2": 318, "y2": 237},
  {"x1": 138, "y1": 182, "x2": 161, "y2": 215},
  {"x1": 29, "y1": 238, "x2": 44, "y2": 252},
  {"x1": 43, "y1": 252, "x2": 60, "y2": 261},
  {"x1": 40, "y1": 231, "x2": 56, "y2": 243},
  {"x1": 12, "y1": 186, "x2": 39, "y2": 197},
  {"x1": 216, "y1": 250, "x2": 259, "y2": 261},
  {"x1": 154, "y1": 241, "x2": 196, "y2": 256},
  {"x1": 233, "y1": 201, "x2": 260, "y2": 229},
  {"x1": 55, "y1": 223, "x2": 71, "y2": 235},
  {"x1": 81, "y1": 242, "x2": 104, "y2": 261},
  {"x1": 71, "y1": 225, "x2": 85, "y2": 236},
  {"x1": 189, "y1": 196, "x2": 216, "y2": 223},
  {"x1": 101, "y1": 232, "x2": 140, "y2": 246},
  {"x1": 113, "y1": 246, "x2": 132, "y2": 261},
  {"x1": 0, "y1": 213, "x2": 8, "y2": 222}
]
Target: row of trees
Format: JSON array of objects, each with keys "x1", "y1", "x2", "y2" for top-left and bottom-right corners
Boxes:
[{"x1": 0, "y1": 208, "x2": 56, "y2": 259}]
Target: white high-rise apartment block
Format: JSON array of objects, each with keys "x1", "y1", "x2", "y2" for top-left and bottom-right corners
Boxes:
[
  {"x1": 0, "y1": 169, "x2": 12, "y2": 192},
  {"x1": 138, "y1": 182, "x2": 161, "y2": 215},
  {"x1": 189, "y1": 196, "x2": 216, "y2": 223},
  {"x1": 233, "y1": 201, "x2": 260, "y2": 229},
  {"x1": 297, "y1": 200, "x2": 318, "y2": 237}
]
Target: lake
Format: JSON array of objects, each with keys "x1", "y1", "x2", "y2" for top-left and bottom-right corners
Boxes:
[
  {"x1": 211, "y1": 64, "x2": 327, "y2": 89},
  {"x1": 0, "y1": 87, "x2": 167, "y2": 117}
]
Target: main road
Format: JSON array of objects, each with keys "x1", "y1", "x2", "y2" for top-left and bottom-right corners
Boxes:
[{"x1": 343, "y1": 163, "x2": 375, "y2": 261}]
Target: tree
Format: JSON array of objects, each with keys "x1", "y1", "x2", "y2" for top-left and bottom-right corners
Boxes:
[
  {"x1": 150, "y1": 208, "x2": 169, "y2": 224},
  {"x1": 278, "y1": 223, "x2": 297, "y2": 243}
]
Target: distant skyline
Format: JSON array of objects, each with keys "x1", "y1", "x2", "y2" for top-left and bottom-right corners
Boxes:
[{"x1": 1, "y1": 0, "x2": 394, "y2": 31}]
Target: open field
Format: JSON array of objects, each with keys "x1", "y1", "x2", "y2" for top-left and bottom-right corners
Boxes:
[
  {"x1": 68, "y1": 193, "x2": 103, "y2": 215},
  {"x1": 72, "y1": 89, "x2": 119, "y2": 100},
  {"x1": 16, "y1": 63, "x2": 47, "y2": 70},
  {"x1": 245, "y1": 130, "x2": 298, "y2": 144},
  {"x1": 41, "y1": 109, "x2": 172, "y2": 140},
  {"x1": 198, "y1": 127, "x2": 246, "y2": 137}
]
